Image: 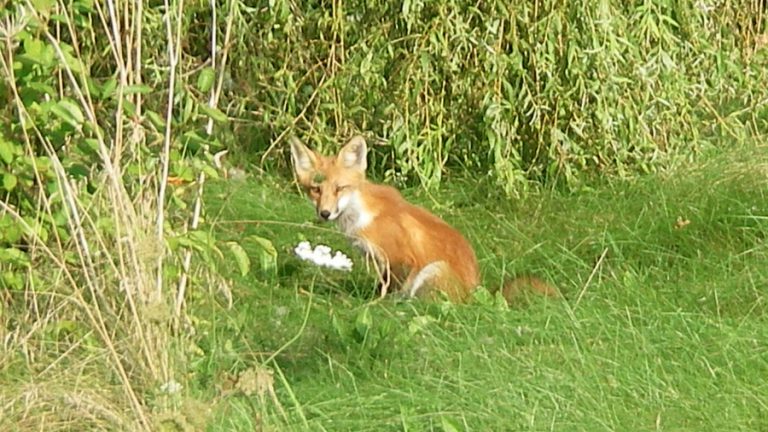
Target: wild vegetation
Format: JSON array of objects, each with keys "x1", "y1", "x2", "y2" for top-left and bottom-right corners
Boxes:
[
  {"x1": 206, "y1": 145, "x2": 767, "y2": 430},
  {"x1": 0, "y1": 0, "x2": 766, "y2": 430}
]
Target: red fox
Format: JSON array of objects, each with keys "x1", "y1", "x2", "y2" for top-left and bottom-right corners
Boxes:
[{"x1": 290, "y1": 135, "x2": 557, "y2": 304}]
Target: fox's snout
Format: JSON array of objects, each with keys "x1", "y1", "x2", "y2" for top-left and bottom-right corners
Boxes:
[
  {"x1": 312, "y1": 189, "x2": 351, "y2": 222},
  {"x1": 313, "y1": 192, "x2": 340, "y2": 221}
]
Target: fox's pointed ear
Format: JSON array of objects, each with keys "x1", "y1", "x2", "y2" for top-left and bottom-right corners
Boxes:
[
  {"x1": 289, "y1": 137, "x2": 317, "y2": 179},
  {"x1": 337, "y1": 135, "x2": 367, "y2": 171}
]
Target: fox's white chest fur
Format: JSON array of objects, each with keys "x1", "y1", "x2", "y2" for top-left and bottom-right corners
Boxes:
[
  {"x1": 336, "y1": 191, "x2": 381, "y2": 262},
  {"x1": 337, "y1": 191, "x2": 373, "y2": 236}
]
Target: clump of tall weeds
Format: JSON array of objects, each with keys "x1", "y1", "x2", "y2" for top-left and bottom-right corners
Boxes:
[{"x1": 0, "y1": 0, "x2": 262, "y2": 429}]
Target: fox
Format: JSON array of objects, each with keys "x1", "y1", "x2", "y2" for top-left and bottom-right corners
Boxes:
[{"x1": 289, "y1": 135, "x2": 557, "y2": 304}]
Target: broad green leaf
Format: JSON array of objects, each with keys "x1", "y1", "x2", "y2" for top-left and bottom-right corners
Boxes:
[
  {"x1": 181, "y1": 130, "x2": 208, "y2": 152},
  {"x1": 101, "y1": 77, "x2": 117, "y2": 100},
  {"x1": 225, "y1": 241, "x2": 250, "y2": 277},
  {"x1": 32, "y1": 156, "x2": 52, "y2": 174},
  {"x1": 0, "y1": 217, "x2": 23, "y2": 244},
  {"x1": 60, "y1": 44, "x2": 84, "y2": 74},
  {"x1": 188, "y1": 230, "x2": 216, "y2": 250},
  {"x1": 145, "y1": 110, "x2": 164, "y2": 129},
  {"x1": 330, "y1": 313, "x2": 348, "y2": 340},
  {"x1": 0, "y1": 136, "x2": 15, "y2": 164},
  {"x1": 170, "y1": 193, "x2": 188, "y2": 210},
  {"x1": 198, "y1": 105, "x2": 228, "y2": 123},
  {"x1": 0, "y1": 248, "x2": 30, "y2": 267},
  {"x1": 65, "y1": 163, "x2": 89, "y2": 179},
  {"x1": 123, "y1": 84, "x2": 152, "y2": 95},
  {"x1": 78, "y1": 138, "x2": 100, "y2": 155},
  {"x1": 407, "y1": 315, "x2": 435, "y2": 336},
  {"x1": 36, "y1": 225, "x2": 49, "y2": 243},
  {"x1": 354, "y1": 306, "x2": 372, "y2": 339},
  {"x1": 50, "y1": 14, "x2": 68, "y2": 25},
  {"x1": 197, "y1": 67, "x2": 215, "y2": 93},
  {"x1": 19, "y1": 38, "x2": 54, "y2": 67},
  {"x1": 30, "y1": 0, "x2": 55, "y2": 13},
  {"x1": 50, "y1": 99, "x2": 85, "y2": 128},
  {"x1": 122, "y1": 100, "x2": 136, "y2": 117},
  {"x1": 246, "y1": 235, "x2": 277, "y2": 271},
  {"x1": 183, "y1": 96, "x2": 194, "y2": 123},
  {"x1": 91, "y1": 217, "x2": 114, "y2": 239},
  {"x1": 470, "y1": 285, "x2": 496, "y2": 306},
  {"x1": 3, "y1": 173, "x2": 17, "y2": 191},
  {"x1": 23, "y1": 37, "x2": 44, "y2": 59},
  {"x1": 49, "y1": 319, "x2": 78, "y2": 335},
  {"x1": 26, "y1": 82, "x2": 57, "y2": 96},
  {"x1": 63, "y1": 251, "x2": 79, "y2": 265},
  {"x1": 2, "y1": 271, "x2": 24, "y2": 290},
  {"x1": 440, "y1": 417, "x2": 461, "y2": 432},
  {"x1": 73, "y1": 0, "x2": 95, "y2": 13},
  {"x1": 172, "y1": 164, "x2": 195, "y2": 182},
  {"x1": 201, "y1": 164, "x2": 220, "y2": 179}
]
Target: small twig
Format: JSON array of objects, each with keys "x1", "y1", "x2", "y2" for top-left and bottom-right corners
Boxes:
[
  {"x1": 155, "y1": 0, "x2": 184, "y2": 301},
  {"x1": 259, "y1": 69, "x2": 327, "y2": 166},
  {"x1": 699, "y1": 97, "x2": 739, "y2": 141},
  {"x1": 175, "y1": 0, "x2": 235, "y2": 320},
  {"x1": 575, "y1": 247, "x2": 608, "y2": 308}
]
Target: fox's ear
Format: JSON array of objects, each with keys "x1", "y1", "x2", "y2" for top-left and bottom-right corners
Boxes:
[
  {"x1": 337, "y1": 135, "x2": 367, "y2": 171},
  {"x1": 289, "y1": 137, "x2": 317, "y2": 179}
]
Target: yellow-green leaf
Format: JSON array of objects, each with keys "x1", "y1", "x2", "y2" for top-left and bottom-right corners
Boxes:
[
  {"x1": 3, "y1": 173, "x2": 17, "y2": 191},
  {"x1": 0, "y1": 248, "x2": 30, "y2": 267},
  {"x1": 246, "y1": 235, "x2": 277, "y2": 271},
  {"x1": 225, "y1": 241, "x2": 250, "y2": 277},
  {"x1": 101, "y1": 77, "x2": 117, "y2": 100},
  {"x1": 123, "y1": 84, "x2": 152, "y2": 95},
  {"x1": 31, "y1": 0, "x2": 55, "y2": 14},
  {"x1": 145, "y1": 110, "x2": 164, "y2": 129},
  {"x1": 198, "y1": 105, "x2": 228, "y2": 123},
  {"x1": 354, "y1": 306, "x2": 372, "y2": 338},
  {"x1": 50, "y1": 99, "x2": 85, "y2": 128},
  {"x1": 197, "y1": 67, "x2": 215, "y2": 93},
  {"x1": 0, "y1": 136, "x2": 15, "y2": 164}
]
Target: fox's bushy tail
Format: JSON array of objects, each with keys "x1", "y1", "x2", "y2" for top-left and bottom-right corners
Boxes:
[{"x1": 500, "y1": 275, "x2": 559, "y2": 306}]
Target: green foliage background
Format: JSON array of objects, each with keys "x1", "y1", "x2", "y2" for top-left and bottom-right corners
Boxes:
[
  {"x1": 214, "y1": 0, "x2": 768, "y2": 192},
  {"x1": 4, "y1": 0, "x2": 767, "y2": 196}
]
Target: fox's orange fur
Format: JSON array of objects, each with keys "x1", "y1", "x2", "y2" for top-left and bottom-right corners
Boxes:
[{"x1": 290, "y1": 135, "x2": 556, "y2": 303}]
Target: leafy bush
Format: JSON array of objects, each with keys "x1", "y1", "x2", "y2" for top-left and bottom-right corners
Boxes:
[
  {"x1": 214, "y1": 0, "x2": 768, "y2": 193},
  {"x1": 0, "y1": 0, "x2": 249, "y2": 429}
]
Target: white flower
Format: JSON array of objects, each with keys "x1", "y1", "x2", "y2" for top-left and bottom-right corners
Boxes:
[
  {"x1": 294, "y1": 241, "x2": 353, "y2": 271},
  {"x1": 695, "y1": 1, "x2": 715, "y2": 13},
  {"x1": 160, "y1": 379, "x2": 183, "y2": 394}
]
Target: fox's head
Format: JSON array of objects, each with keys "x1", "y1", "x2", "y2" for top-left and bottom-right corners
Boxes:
[{"x1": 289, "y1": 136, "x2": 368, "y2": 221}]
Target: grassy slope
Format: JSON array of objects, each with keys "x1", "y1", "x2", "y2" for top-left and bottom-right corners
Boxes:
[{"x1": 195, "y1": 145, "x2": 768, "y2": 431}]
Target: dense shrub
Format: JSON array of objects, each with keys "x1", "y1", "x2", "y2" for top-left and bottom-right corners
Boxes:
[{"x1": 211, "y1": 0, "x2": 768, "y2": 193}]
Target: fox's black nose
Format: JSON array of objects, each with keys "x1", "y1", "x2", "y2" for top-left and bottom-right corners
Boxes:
[{"x1": 319, "y1": 210, "x2": 331, "y2": 220}]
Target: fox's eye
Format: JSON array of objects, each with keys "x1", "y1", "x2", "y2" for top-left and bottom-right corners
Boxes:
[
  {"x1": 309, "y1": 185, "x2": 321, "y2": 194},
  {"x1": 336, "y1": 185, "x2": 348, "y2": 193}
]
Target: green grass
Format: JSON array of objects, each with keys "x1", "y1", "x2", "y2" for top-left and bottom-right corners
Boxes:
[{"x1": 192, "y1": 145, "x2": 768, "y2": 431}]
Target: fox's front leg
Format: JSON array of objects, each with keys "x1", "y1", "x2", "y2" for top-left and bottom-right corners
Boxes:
[
  {"x1": 368, "y1": 254, "x2": 393, "y2": 299},
  {"x1": 376, "y1": 267, "x2": 391, "y2": 298}
]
